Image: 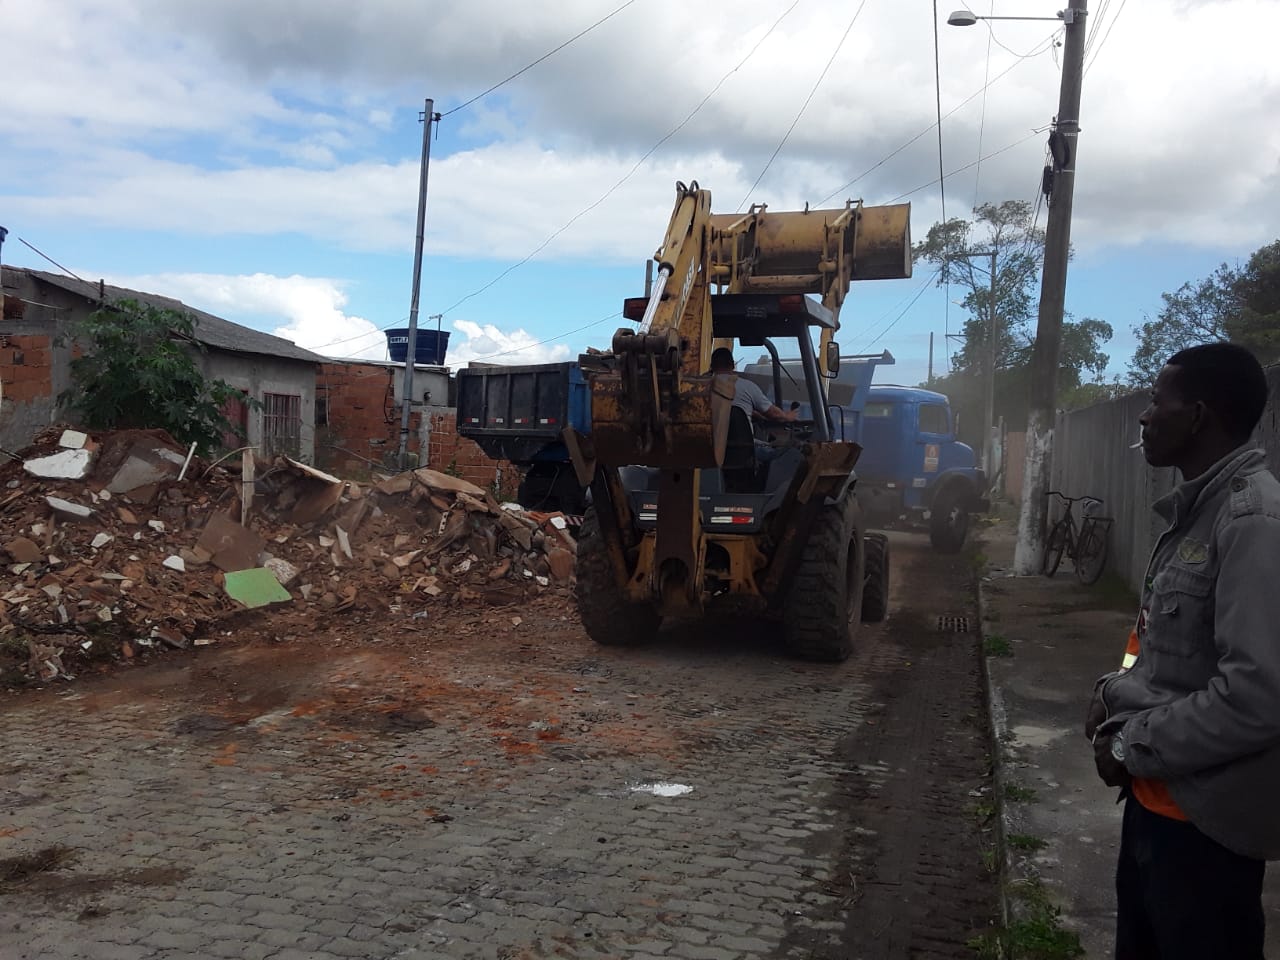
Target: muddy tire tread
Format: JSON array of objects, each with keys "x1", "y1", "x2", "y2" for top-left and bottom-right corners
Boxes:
[
  {"x1": 781, "y1": 494, "x2": 865, "y2": 662},
  {"x1": 575, "y1": 507, "x2": 660, "y2": 647}
]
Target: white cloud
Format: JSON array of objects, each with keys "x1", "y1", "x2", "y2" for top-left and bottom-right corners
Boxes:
[
  {"x1": 100, "y1": 270, "x2": 571, "y2": 369},
  {"x1": 446, "y1": 319, "x2": 572, "y2": 368},
  {"x1": 105, "y1": 272, "x2": 389, "y2": 361}
]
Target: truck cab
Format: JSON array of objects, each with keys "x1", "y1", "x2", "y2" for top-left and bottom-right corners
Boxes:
[{"x1": 853, "y1": 385, "x2": 987, "y2": 552}]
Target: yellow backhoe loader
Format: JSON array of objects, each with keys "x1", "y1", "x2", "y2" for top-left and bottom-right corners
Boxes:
[{"x1": 565, "y1": 182, "x2": 911, "y2": 661}]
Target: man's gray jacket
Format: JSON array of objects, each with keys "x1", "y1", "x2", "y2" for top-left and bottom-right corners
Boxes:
[{"x1": 1098, "y1": 445, "x2": 1280, "y2": 860}]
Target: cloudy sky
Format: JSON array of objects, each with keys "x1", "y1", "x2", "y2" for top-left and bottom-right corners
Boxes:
[{"x1": 4, "y1": 0, "x2": 1278, "y2": 384}]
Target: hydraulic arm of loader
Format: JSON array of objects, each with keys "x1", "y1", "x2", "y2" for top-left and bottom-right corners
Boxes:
[{"x1": 575, "y1": 181, "x2": 910, "y2": 614}]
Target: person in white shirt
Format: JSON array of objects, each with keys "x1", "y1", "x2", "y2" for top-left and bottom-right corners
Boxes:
[{"x1": 711, "y1": 348, "x2": 799, "y2": 424}]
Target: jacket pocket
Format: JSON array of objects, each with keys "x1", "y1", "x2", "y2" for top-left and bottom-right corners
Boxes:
[{"x1": 1145, "y1": 565, "x2": 1215, "y2": 658}]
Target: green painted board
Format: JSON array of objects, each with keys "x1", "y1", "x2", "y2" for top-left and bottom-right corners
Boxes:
[{"x1": 224, "y1": 568, "x2": 293, "y2": 609}]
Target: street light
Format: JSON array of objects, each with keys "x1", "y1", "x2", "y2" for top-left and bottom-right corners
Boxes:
[
  {"x1": 947, "y1": 8, "x2": 1077, "y2": 26},
  {"x1": 946, "y1": 0, "x2": 1088, "y2": 574}
]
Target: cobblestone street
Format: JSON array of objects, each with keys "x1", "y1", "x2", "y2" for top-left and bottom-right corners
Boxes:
[{"x1": 0, "y1": 533, "x2": 996, "y2": 959}]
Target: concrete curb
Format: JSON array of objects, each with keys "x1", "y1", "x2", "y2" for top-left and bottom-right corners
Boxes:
[{"x1": 976, "y1": 576, "x2": 1013, "y2": 931}]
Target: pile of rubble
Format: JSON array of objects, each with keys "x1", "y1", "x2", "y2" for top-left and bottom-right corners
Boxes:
[{"x1": 0, "y1": 426, "x2": 577, "y2": 685}]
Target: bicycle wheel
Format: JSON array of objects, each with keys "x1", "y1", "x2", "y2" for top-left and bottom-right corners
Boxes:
[
  {"x1": 1075, "y1": 520, "x2": 1110, "y2": 586},
  {"x1": 1041, "y1": 519, "x2": 1070, "y2": 577}
]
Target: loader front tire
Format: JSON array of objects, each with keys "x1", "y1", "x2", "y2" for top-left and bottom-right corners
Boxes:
[
  {"x1": 781, "y1": 494, "x2": 866, "y2": 662},
  {"x1": 575, "y1": 506, "x2": 660, "y2": 647}
]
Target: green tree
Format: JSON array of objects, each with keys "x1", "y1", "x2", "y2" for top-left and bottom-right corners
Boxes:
[
  {"x1": 61, "y1": 299, "x2": 248, "y2": 453},
  {"x1": 914, "y1": 201, "x2": 1114, "y2": 444},
  {"x1": 1127, "y1": 239, "x2": 1280, "y2": 385}
]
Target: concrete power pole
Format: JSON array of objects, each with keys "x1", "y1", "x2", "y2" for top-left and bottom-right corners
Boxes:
[
  {"x1": 1012, "y1": 0, "x2": 1088, "y2": 575},
  {"x1": 398, "y1": 98, "x2": 441, "y2": 471}
]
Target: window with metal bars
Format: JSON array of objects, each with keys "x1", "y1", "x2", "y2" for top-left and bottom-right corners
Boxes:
[{"x1": 262, "y1": 392, "x2": 302, "y2": 457}]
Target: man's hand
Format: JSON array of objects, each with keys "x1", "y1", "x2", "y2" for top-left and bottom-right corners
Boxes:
[{"x1": 1093, "y1": 734, "x2": 1132, "y2": 788}]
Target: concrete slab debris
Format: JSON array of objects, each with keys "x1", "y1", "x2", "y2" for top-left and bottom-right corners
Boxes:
[
  {"x1": 58, "y1": 430, "x2": 89, "y2": 449},
  {"x1": 24, "y1": 448, "x2": 94, "y2": 480},
  {"x1": 45, "y1": 497, "x2": 94, "y2": 521},
  {"x1": 162, "y1": 556, "x2": 186, "y2": 572}
]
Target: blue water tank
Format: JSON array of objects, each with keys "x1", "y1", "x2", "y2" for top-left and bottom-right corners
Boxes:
[{"x1": 385, "y1": 328, "x2": 450, "y2": 365}]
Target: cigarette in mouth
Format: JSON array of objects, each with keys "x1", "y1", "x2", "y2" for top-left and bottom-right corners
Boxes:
[{"x1": 1130, "y1": 438, "x2": 1144, "y2": 449}]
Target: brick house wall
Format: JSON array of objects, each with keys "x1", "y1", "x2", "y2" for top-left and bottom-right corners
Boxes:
[
  {"x1": 315, "y1": 362, "x2": 416, "y2": 472},
  {"x1": 317, "y1": 361, "x2": 516, "y2": 497},
  {"x1": 0, "y1": 333, "x2": 54, "y2": 406}
]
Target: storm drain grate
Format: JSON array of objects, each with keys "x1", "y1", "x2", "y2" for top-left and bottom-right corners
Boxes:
[{"x1": 937, "y1": 615, "x2": 970, "y2": 633}]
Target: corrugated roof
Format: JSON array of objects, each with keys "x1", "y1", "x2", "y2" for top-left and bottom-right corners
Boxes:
[{"x1": 27, "y1": 270, "x2": 326, "y2": 365}]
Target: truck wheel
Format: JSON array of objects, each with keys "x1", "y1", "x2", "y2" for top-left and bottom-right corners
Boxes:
[
  {"x1": 861, "y1": 533, "x2": 890, "y2": 623},
  {"x1": 781, "y1": 494, "x2": 866, "y2": 662},
  {"x1": 575, "y1": 507, "x2": 660, "y2": 647},
  {"x1": 929, "y1": 488, "x2": 969, "y2": 553}
]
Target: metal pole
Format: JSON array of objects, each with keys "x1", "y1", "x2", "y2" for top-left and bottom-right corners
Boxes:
[
  {"x1": 1013, "y1": 0, "x2": 1087, "y2": 574},
  {"x1": 399, "y1": 98, "x2": 439, "y2": 471},
  {"x1": 928, "y1": 331, "x2": 934, "y2": 385},
  {"x1": 983, "y1": 249, "x2": 996, "y2": 477}
]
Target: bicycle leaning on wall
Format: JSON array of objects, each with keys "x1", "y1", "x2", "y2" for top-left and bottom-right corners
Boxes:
[{"x1": 1041, "y1": 491, "x2": 1113, "y2": 585}]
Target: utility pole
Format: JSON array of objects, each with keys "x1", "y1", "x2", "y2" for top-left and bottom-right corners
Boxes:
[
  {"x1": 1012, "y1": 0, "x2": 1087, "y2": 574},
  {"x1": 399, "y1": 98, "x2": 441, "y2": 471},
  {"x1": 948, "y1": 250, "x2": 997, "y2": 475},
  {"x1": 983, "y1": 249, "x2": 996, "y2": 478},
  {"x1": 927, "y1": 331, "x2": 934, "y2": 385}
]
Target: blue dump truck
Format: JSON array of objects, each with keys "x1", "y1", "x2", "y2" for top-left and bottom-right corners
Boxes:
[{"x1": 457, "y1": 351, "x2": 987, "y2": 551}]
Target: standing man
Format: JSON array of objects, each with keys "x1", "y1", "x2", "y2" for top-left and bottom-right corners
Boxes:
[{"x1": 1087, "y1": 342, "x2": 1280, "y2": 958}]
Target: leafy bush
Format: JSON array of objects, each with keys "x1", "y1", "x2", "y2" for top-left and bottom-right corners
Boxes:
[{"x1": 60, "y1": 299, "x2": 250, "y2": 453}]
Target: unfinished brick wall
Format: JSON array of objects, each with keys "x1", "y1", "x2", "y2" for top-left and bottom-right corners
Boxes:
[
  {"x1": 426, "y1": 411, "x2": 518, "y2": 499},
  {"x1": 316, "y1": 362, "x2": 418, "y2": 472},
  {"x1": 317, "y1": 362, "x2": 516, "y2": 496},
  {"x1": 0, "y1": 334, "x2": 54, "y2": 404}
]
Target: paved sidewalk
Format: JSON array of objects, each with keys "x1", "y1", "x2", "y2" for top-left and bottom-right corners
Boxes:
[{"x1": 979, "y1": 522, "x2": 1280, "y2": 957}]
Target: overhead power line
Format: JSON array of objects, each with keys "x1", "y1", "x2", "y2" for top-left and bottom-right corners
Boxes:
[
  {"x1": 736, "y1": 0, "x2": 871, "y2": 212},
  {"x1": 886, "y1": 126, "x2": 1050, "y2": 205},
  {"x1": 436, "y1": 0, "x2": 803, "y2": 319},
  {"x1": 815, "y1": 27, "x2": 1059, "y2": 207},
  {"x1": 854, "y1": 268, "x2": 942, "y2": 352},
  {"x1": 440, "y1": 0, "x2": 641, "y2": 117},
  {"x1": 16, "y1": 238, "x2": 86, "y2": 283},
  {"x1": 460, "y1": 312, "x2": 622, "y2": 364}
]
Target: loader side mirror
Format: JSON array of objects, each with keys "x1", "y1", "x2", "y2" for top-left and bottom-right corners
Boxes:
[{"x1": 824, "y1": 341, "x2": 841, "y2": 378}]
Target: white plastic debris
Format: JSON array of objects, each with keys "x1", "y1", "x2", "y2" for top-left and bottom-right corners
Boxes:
[{"x1": 629, "y1": 782, "x2": 694, "y2": 798}]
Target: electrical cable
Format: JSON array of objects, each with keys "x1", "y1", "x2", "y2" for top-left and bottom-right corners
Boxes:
[
  {"x1": 815, "y1": 27, "x2": 1059, "y2": 207},
  {"x1": 440, "y1": 0, "x2": 641, "y2": 117},
  {"x1": 1085, "y1": 0, "x2": 1127, "y2": 74},
  {"x1": 16, "y1": 238, "x2": 86, "y2": 283},
  {"x1": 932, "y1": 0, "x2": 952, "y2": 372},
  {"x1": 971, "y1": 0, "x2": 995, "y2": 210},
  {"x1": 885, "y1": 126, "x2": 1049, "y2": 205},
  {"x1": 854, "y1": 268, "x2": 943, "y2": 351},
  {"x1": 436, "y1": 0, "x2": 803, "y2": 319},
  {"x1": 736, "y1": 0, "x2": 870, "y2": 212},
  {"x1": 457, "y1": 312, "x2": 621, "y2": 364}
]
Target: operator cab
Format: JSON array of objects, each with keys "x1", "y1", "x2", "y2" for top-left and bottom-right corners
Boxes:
[{"x1": 617, "y1": 292, "x2": 853, "y2": 531}]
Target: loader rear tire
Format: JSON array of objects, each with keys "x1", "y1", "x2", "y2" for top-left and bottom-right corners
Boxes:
[
  {"x1": 575, "y1": 506, "x2": 660, "y2": 647},
  {"x1": 781, "y1": 494, "x2": 866, "y2": 662},
  {"x1": 861, "y1": 533, "x2": 890, "y2": 623}
]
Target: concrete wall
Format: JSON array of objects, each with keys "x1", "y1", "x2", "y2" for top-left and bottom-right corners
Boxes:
[
  {"x1": 199, "y1": 351, "x2": 316, "y2": 463},
  {"x1": 1050, "y1": 365, "x2": 1280, "y2": 593}
]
